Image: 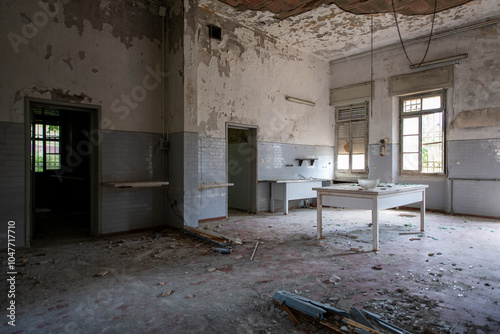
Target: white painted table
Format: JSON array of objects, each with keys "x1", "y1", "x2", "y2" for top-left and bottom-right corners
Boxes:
[
  {"x1": 263, "y1": 179, "x2": 328, "y2": 215},
  {"x1": 313, "y1": 184, "x2": 428, "y2": 251}
]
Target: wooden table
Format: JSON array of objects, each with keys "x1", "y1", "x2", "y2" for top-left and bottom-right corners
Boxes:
[{"x1": 313, "y1": 184, "x2": 428, "y2": 251}]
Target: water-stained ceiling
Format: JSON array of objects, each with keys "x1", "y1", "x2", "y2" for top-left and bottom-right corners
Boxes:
[{"x1": 200, "y1": 0, "x2": 500, "y2": 61}]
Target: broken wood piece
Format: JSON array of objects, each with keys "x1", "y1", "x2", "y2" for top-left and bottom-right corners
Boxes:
[
  {"x1": 259, "y1": 278, "x2": 272, "y2": 283},
  {"x1": 350, "y1": 307, "x2": 376, "y2": 331},
  {"x1": 318, "y1": 321, "x2": 345, "y2": 333},
  {"x1": 361, "y1": 309, "x2": 412, "y2": 334},
  {"x1": 93, "y1": 270, "x2": 108, "y2": 277},
  {"x1": 343, "y1": 318, "x2": 384, "y2": 334},
  {"x1": 409, "y1": 238, "x2": 421, "y2": 241},
  {"x1": 250, "y1": 242, "x2": 259, "y2": 261},
  {"x1": 183, "y1": 226, "x2": 233, "y2": 247},
  {"x1": 160, "y1": 289, "x2": 174, "y2": 297},
  {"x1": 234, "y1": 255, "x2": 244, "y2": 260},
  {"x1": 273, "y1": 300, "x2": 300, "y2": 326}
]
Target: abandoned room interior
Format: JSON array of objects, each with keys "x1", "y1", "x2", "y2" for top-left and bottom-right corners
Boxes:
[{"x1": 1, "y1": 0, "x2": 499, "y2": 333}]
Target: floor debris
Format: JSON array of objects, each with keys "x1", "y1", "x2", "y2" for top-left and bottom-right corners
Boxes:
[
  {"x1": 272, "y1": 291, "x2": 408, "y2": 333},
  {"x1": 93, "y1": 270, "x2": 108, "y2": 277},
  {"x1": 250, "y1": 241, "x2": 259, "y2": 261},
  {"x1": 183, "y1": 226, "x2": 233, "y2": 247}
]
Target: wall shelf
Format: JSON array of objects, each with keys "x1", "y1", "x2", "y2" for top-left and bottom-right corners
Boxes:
[
  {"x1": 199, "y1": 182, "x2": 234, "y2": 189},
  {"x1": 296, "y1": 158, "x2": 318, "y2": 166},
  {"x1": 102, "y1": 181, "x2": 169, "y2": 188}
]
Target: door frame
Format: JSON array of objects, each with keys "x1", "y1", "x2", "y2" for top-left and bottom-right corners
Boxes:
[
  {"x1": 226, "y1": 123, "x2": 258, "y2": 214},
  {"x1": 25, "y1": 97, "x2": 101, "y2": 246}
]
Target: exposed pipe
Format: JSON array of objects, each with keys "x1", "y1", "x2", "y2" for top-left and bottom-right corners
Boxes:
[{"x1": 160, "y1": 6, "x2": 167, "y2": 227}]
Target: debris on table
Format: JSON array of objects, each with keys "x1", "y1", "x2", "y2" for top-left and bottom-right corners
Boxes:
[{"x1": 272, "y1": 291, "x2": 413, "y2": 334}]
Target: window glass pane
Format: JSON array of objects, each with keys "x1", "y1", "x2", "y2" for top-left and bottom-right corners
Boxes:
[
  {"x1": 403, "y1": 135, "x2": 419, "y2": 153},
  {"x1": 352, "y1": 154, "x2": 365, "y2": 170},
  {"x1": 337, "y1": 155, "x2": 349, "y2": 170},
  {"x1": 352, "y1": 139, "x2": 365, "y2": 154},
  {"x1": 338, "y1": 123, "x2": 349, "y2": 139},
  {"x1": 422, "y1": 96, "x2": 441, "y2": 110},
  {"x1": 422, "y1": 112, "x2": 443, "y2": 144},
  {"x1": 403, "y1": 153, "x2": 419, "y2": 170},
  {"x1": 422, "y1": 143, "x2": 443, "y2": 173},
  {"x1": 338, "y1": 139, "x2": 350, "y2": 154},
  {"x1": 34, "y1": 140, "x2": 44, "y2": 172},
  {"x1": 351, "y1": 121, "x2": 365, "y2": 138},
  {"x1": 46, "y1": 125, "x2": 60, "y2": 139},
  {"x1": 46, "y1": 154, "x2": 60, "y2": 170},
  {"x1": 403, "y1": 98, "x2": 421, "y2": 113},
  {"x1": 35, "y1": 124, "x2": 44, "y2": 139},
  {"x1": 403, "y1": 117, "x2": 419, "y2": 135},
  {"x1": 46, "y1": 141, "x2": 60, "y2": 154}
]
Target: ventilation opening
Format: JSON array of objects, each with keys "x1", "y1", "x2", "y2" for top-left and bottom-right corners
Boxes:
[{"x1": 208, "y1": 24, "x2": 222, "y2": 40}]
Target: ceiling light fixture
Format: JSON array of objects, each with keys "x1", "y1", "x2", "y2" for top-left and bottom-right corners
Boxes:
[
  {"x1": 285, "y1": 96, "x2": 315, "y2": 106},
  {"x1": 409, "y1": 53, "x2": 468, "y2": 69}
]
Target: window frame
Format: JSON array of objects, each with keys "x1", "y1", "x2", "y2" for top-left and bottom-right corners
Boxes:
[
  {"x1": 31, "y1": 108, "x2": 62, "y2": 173},
  {"x1": 335, "y1": 101, "x2": 369, "y2": 178},
  {"x1": 399, "y1": 90, "x2": 446, "y2": 176}
]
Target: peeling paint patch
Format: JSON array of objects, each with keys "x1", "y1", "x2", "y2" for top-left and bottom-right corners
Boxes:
[
  {"x1": 49, "y1": 88, "x2": 91, "y2": 103},
  {"x1": 62, "y1": 56, "x2": 73, "y2": 70},
  {"x1": 45, "y1": 45, "x2": 52, "y2": 60},
  {"x1": 14, "y1": 91, "x2": 23, "y2": 103},
  {"x1": 451, "y1": 108, "x2": 500, "y2": 129},
  {"x1": 63, "y1": 0, "x2": 161, "y2": 49},
  {"x1": 78, "y1": 50, "x2": 86, "y2": 60}
]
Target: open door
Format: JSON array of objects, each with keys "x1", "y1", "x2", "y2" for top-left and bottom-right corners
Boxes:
[
  {"x1": 26, "y1": 99, "x2": 100, "y2": 245},
  {"x1": 227, "y1": 124, "x2": 257, "y2": 214}
]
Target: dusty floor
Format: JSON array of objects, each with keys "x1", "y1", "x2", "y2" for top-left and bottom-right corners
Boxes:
[{"x1": 2, "y1": 208, "x2": 500, "y2": 333}]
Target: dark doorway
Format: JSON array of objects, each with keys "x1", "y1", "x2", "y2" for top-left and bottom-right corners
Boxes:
[
  {"x1": 30, "y1": 103, "x2": 93, "y2": 244},
  {"x1": 227, "y1": 125, "x2": 257, "y2": 214}
]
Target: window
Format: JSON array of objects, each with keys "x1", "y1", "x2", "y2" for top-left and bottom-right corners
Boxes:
[
  {"x1": 400, "y1": 91, "x2": 445, "y2": 174},
  {"x1": 31, "y1": 107, "x2": 61, "y2": 172},
  {"x1": 335, "y1": 102, "x2": 368, "y2": 176}
]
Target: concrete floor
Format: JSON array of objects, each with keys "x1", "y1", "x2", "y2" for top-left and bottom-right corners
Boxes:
[{"x1": 3, "y1": 207, "x2": 500, "y2": 333}]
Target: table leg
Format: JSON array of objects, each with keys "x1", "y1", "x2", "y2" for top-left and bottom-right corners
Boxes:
[
  {"x1": 420, "y1": 190, "x2": 426, "y2": 232},
  {"x1": 372, "y1": 198, "x2": 379, "y2": 251},
  {"x1": 317, "y1": 193, "x2": 323, "y2": 240}
]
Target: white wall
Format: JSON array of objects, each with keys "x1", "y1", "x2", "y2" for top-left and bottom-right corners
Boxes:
[{"x1": 196, "y1": 8, "x2": 333, "y2": 146}]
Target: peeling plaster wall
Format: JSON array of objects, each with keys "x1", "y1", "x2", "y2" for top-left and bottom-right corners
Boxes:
[
  {"x1": 330, "y1": 22, "x2": 500, "y2": 216},
  {"x1": 0, "y1": 0, "x2": 163, "y2": 133},
  {"x1": 196, "y1": 8, "x2": 333, "y2": 146},
  {"x1": 331, "y1": 22, "x2": 500, "y2": 144},
  {"x1": 0, "y1": 0, "x2": 165, "y2": 246}
]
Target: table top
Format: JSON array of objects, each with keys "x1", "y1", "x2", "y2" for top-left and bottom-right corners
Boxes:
[{"x1": 313, "y1": 183, "x2": 428, "y2": 196}]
